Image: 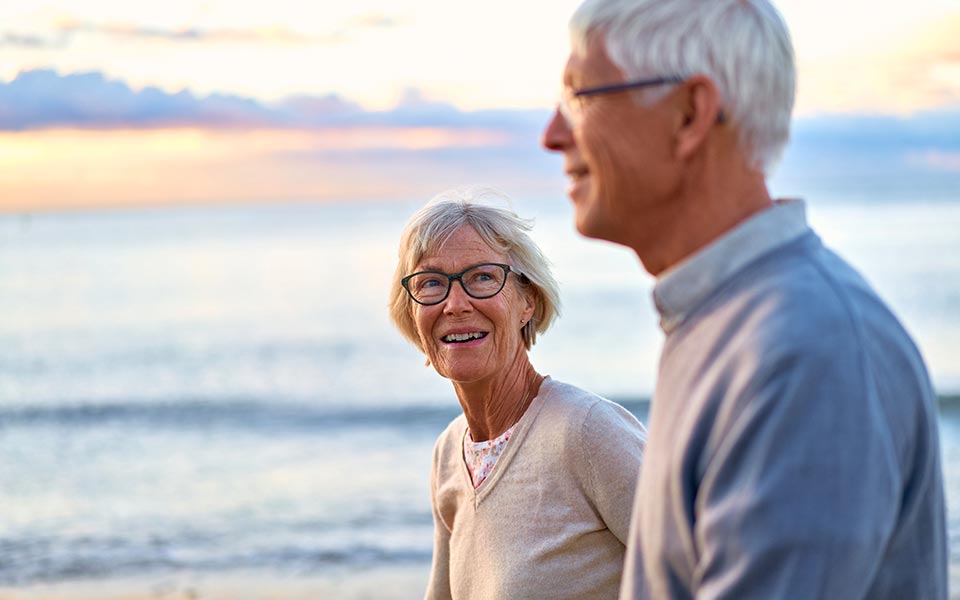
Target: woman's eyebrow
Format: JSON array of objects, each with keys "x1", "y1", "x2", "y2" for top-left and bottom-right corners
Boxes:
[{"x1": 413, "y1": 263, "x2": 445, "y2": 273}]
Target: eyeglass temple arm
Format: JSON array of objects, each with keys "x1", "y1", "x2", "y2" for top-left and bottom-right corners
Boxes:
[
  {"x1": 573, "y1": 77, "x2": 725, "y2": 124},
  {"x1": 572, "y1": 76, "x2": 685, "y2": 98}
]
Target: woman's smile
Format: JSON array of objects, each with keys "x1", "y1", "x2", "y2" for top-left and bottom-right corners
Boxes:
[{"x1": 441, "y1": 330, "x2": 489, "y2": 345}]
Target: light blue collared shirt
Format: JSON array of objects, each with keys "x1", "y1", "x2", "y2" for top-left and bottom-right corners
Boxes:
[{"x1": 653, "y1": 200, "x2": 809, "y2": 333}]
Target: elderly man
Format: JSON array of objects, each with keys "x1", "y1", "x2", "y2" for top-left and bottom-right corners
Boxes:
[{"x1": 542, "y1": 0, "x2": 947, "y2": 598}]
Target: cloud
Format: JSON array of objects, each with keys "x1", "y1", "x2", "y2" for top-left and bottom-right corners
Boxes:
[
  {"x1": 0, "y1": 69, "x2": 545, "y2": 134},
  {"x1": 907, "y1": 150, "x2": 960, "y2": 172},
  {"x1": 770, "y1": 110, "x2": 960, "y2": 198},
  {"x1": 0, "y1": 31, "x2": 65, "y2": 49},
  {"x1": 0, "y1": 126, "x2": 557, "y2": 212},
  {"x1": 792, "y1": 112, "x2": 960, "y2": 148},
  {"x1": 0, "y1": 69, "x2": 280, "y2": 130},
  {"x1": 53, "y1": 18, "x2": 316, "y2": 45},
  {"x1": 0, "y1": 12, "x2": 404, "y2": 49},
  {"x1": 2, "y1": 68, "x2": 959, "y2": 207},
  {"x1": 797, "y1": 13, "x2": 960, "y2": 115},
  {"x1": 350, "y1": 14, "x2": 402, "y2": 29}
]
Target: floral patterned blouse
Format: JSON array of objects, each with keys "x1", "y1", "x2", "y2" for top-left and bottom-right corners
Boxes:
[{"x1": 463, "y1": 425, "x2": 516, "y2": 489}]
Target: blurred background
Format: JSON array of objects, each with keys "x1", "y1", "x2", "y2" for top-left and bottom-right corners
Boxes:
[{"x1": 1, "y1": 1, "x2": 959, "y2": 598}]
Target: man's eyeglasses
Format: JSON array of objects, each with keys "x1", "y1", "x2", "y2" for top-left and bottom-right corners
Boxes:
[
  {"x1": 558, "y1": 76, "x2": 684, "y2": 126},
  {"x1": 401, "y1": 263, "x2": 521, "y2": 306}
]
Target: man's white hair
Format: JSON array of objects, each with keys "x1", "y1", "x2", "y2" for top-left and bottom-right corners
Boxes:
[{"x1": 570, "y1": 0, "x2": 795, "y2": 173}]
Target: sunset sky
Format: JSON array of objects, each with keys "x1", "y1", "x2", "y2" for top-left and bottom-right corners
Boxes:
[{"x1": 1, "y1": 0, "x2": 959, "y2": 211}]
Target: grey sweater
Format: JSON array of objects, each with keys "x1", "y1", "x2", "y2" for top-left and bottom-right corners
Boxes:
[
  {"x1": 621, "y1": 200, "x2": 947, "y2": 599},
  {"x1": 426, "y1": 377, "x2": 647, "y2": 600}
]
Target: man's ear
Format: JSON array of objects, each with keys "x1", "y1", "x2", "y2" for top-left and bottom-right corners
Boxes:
[{"x1": 674, "y1": 75, "x2": 723, "y2": 160}]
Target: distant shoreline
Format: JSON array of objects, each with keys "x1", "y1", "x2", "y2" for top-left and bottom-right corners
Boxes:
[{"x1": 937, "y1": 394, "x2": 960, "y2": 407}]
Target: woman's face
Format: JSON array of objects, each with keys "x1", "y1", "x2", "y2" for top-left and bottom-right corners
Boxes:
[{"x1": 411, "y1": 225, "x2": 534, "y2": 385}]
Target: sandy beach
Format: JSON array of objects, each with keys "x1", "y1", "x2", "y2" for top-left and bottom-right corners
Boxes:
[
  {"x1": 0, "y1": 566, "x2": 429, "y2": 600},
  {"x1": 4, "y1": 565, "x2": 958, "y2": 600}
]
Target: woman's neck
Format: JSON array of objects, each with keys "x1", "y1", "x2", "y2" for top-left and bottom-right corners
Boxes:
[{"x1": 453, "y1": 356, "x2": 543, "y2": 442}]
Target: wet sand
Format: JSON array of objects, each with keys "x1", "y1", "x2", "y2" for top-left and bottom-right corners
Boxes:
[
  {"x1": 4, "y1": 562, "x2": 958, "y2": 599},
  {"x1": 0, "y1": 565, "x2": 428, "y2": 600}
]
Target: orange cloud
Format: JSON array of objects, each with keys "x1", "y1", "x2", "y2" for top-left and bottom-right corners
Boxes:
[
  {"x1": 0, "y1": 126, "x2": 516, "y2": 212},
  {"x1": 45, "y1": 11, "x2": 402, "y2": 46},
  {"x1": 53, "y1": 17, "x2": 316, "y2": 44},
  {"x1": 906, "y1": 150, "x2": 960, "y2": 172},
  {"x1": 796, "y1": 14, "x2": 960, "y2": 115}
]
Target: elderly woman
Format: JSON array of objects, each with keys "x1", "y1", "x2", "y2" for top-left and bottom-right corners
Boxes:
[{"x1": 389, "y1": 189, "x2": 647, "y2": 600}]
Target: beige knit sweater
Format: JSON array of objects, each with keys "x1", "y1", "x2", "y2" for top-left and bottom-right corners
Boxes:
[{"x1": 426, "y1": 377, "x2": 647, "y2": 599}]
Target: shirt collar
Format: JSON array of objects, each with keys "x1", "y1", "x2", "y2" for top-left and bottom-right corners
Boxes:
[{"x1": 652, "y1": 199, "x2": 811, "y2": 333}]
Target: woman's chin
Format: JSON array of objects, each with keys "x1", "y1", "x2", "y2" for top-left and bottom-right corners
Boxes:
[{"x1": 437, "y1": 362, "x2": 495, "y2": 386}]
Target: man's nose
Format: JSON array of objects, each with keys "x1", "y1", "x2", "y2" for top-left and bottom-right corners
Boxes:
[{"x1": 542, "y1": 107, "x2": 573, "y2": 152}]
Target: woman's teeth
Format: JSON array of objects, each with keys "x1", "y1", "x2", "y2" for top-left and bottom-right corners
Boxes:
[{"x1": 443, "y1": 332, "x2": 487, "y2": 343}]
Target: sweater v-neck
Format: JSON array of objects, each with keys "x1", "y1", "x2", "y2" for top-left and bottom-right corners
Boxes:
[{"x1": 459, "y1": 377, "x2": 552, "y2": 507}]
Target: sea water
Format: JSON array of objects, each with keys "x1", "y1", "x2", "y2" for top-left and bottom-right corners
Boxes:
[{"x1": 1, "y1": 195, "x2": 958, "y2": 590}]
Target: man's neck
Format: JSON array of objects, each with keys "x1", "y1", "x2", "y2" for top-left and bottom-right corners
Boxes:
[{"x1": 633, "y1": 164, "x2": 773, "y2": 276}]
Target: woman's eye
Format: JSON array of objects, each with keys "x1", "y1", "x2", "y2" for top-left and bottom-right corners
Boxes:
[{"x1": 465, "y1": 272, "x2": 493, "y2": 286}]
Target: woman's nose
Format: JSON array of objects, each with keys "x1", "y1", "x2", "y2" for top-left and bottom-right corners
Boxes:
[{"x1": 443, "y1": 280, "x2": 474, "y2": 314}]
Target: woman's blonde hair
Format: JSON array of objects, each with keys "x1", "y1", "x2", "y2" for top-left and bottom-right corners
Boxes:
[{"x1": 389, "y1": 188, "x2": 561, "y2": 355}]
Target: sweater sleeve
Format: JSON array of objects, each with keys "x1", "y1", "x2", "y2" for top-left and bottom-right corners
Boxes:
[
  {"x1": 424, "y1": 440, "x2": 453, "y2": 600},
  {"x1": 693, "y1": 342, "x2": 902, "y2": 599},
  {"x1": 579, "y1": 399, "x2": 647, "y2": 544}
]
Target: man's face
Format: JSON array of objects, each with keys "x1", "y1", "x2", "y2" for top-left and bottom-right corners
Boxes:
[{"x1": 542, "y1": 35, "x2": 680, "y2": 248}]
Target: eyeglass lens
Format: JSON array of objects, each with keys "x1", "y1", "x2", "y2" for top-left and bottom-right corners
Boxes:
[
  {"x1": 406, "y1": 264, "x2": 508, "y2": 304},
  {"x1": 558, "y1": 91, "x2": 579, "y2": 125}
]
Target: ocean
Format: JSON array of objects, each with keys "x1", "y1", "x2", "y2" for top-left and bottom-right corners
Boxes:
[{"x1": 1, "y1": 195, "x2": 959, "y2": 597}]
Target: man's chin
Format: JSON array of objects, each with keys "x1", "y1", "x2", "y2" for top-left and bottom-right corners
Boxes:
[
  {"x1": 574, "y1": 204, "x2": 628, "y2": 246},
  {"x1": 570, "y1": 184, "x2": 619, "y2": 241},
  {"x1": 574, "y1": 207, "x2": 607, "y2": 241},
  {"x1": 567, "y1": 175, "x2": 591, "y2": 205}
]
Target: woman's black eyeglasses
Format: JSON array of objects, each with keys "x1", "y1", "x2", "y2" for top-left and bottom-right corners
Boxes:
[{"x1": 401, "y1": 263, "x2": 519, "y2": 306}]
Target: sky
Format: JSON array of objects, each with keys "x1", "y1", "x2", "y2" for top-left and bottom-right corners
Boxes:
[{"x1": 1, "y1": 0, "x2": 959, "y2": 211}]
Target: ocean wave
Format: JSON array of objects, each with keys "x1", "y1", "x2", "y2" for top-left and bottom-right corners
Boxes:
[
  {"x1": 0, "y1": 534, "x2": 432, "y2": 585},
  {"x1": 0, "y1": 399, "x2": 464, "y2": 432},
  {"x1": 0, "y1": 397, "x2": 653, "y2": 432}
]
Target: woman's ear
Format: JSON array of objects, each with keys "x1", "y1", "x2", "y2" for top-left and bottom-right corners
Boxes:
[{"x1": 522, "y1": 287, "x2": 536, "y2": 326}]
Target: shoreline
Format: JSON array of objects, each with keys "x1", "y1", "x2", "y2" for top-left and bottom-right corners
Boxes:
[
  {"x1": 3, "y1": 563, "x2": 957, "y2": 599},
  {"x1": 3, "y1": 563, "x2": 958, "y2": 599}
]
